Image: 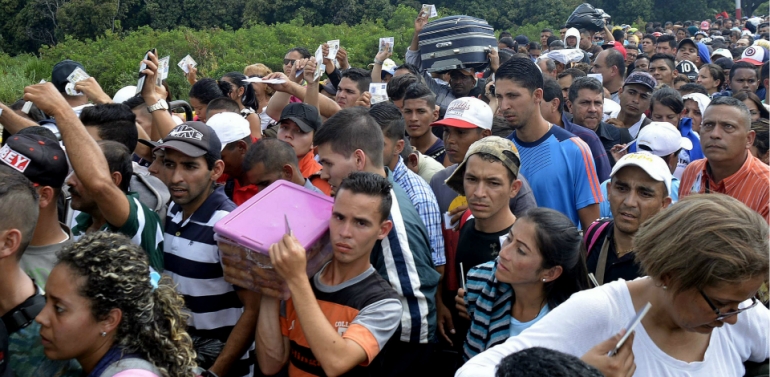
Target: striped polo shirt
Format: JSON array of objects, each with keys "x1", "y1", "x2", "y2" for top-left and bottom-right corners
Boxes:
[
  {"x1": 370, "y1": 174, "x2": 440, "y2": 344},
  {"x1": 163, "y1": 186, "x2": 253, "y2": 376},
  {"x1": 509, "y1": 125, "x2": 603, "y2": 227},
  {"x1": 679, "y1": 154, "x2": 770, "y2": 223}
]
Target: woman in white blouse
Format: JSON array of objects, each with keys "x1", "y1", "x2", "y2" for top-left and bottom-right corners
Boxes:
[{"x1": 456, "y1": 193, "x2": 769, "y2": 377}]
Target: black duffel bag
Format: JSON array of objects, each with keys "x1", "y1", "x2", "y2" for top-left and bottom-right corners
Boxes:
[
  {"x1": 566, "y1": 3, "x2": 605, "y2": 32},
  {"x1": 418, "y1": 15, "x2": 497, "y2": 73}
]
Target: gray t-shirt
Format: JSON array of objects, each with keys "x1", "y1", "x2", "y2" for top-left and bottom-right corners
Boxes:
[
  {"x1": 429, "y1": 164, "x2": 537, "y2": 216},
  {"x1": 20, "y1": 223, "x2": 73, "y2": 290}
]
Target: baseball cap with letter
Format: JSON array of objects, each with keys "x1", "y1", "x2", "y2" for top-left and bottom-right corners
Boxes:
[
  {"x1": 0, "y1": 134, "x2": 68, "y2": 188},
  {"x1": 154, "y1": 121, "x2": 222, "y2": 159}
]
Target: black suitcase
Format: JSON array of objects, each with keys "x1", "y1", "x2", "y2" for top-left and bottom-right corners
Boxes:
[{"x1": 418, "y1": 15, "x2": 497, "y2": 73}]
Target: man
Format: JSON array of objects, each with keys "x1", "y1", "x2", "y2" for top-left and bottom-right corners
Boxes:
[
  {"x1": 624, "y1": 43, "x2": 639, "y2": 68},
  {"x1": 541, "y1": 29, "x2": 553, "y2": 51},
  {"x1": 599, "y1": 122, "x2": 691, "y2": 217},
  {"x1": 634, "y1": 54, "x2": 650, "y2": 72},
  {"x1": 277, "y1": 103, "x2": 332, "y2": 195},
  {"x1": 336, "y1": 68, "x2": 371, "y2": 109},
  {"x1": 386, "y1": 74, "x2": 421, "y2": 110},
  {"x1": 50, "y1": 60, "x2": 93, "y2": 117},
  {"x1": 406, "y1": 12, "x2": 485, "y2": 112},
  {"x1": 537, "y1": 57, "x2": 558, "y2": 79},
  {"x1": 578, "y1": 28, "x2": 603, "y2": 58},
  {"x1": 441, "y1": 136, "x2": 522, "y2": 350},
  {"x1": 155, "y1": 122, "x2": 259, "y2": 377},
  {"x1": 586, "y1": 152, "x2": 672, "y2": 285},
  {"x1": 610, "y1": 72, "x2": 656, "y2": 138},
  {"x1": 283, "y1": 47, "x2": 311, "y2": 76},
  {"x1": 564, "y1": 27, "x2": 580, "y2": 49},
  {"x1": 0, "y1": 166, "x2": 80, "y2": 377},
  {"x1": 369, "y1": 102, "x2": 445, "y2": 271},
  {"x1": 23, "y1": 84, "x2": 165, "y2": 272},
  {"x1": 256, "y1": 172, "x2": 402, "y2": 377},
  {"x1": 242, "y1": 138, "x2": 323, "y2": 194},
  {"x1": 403, "y1": 83, "x2": 447, "y2": 165},
  {"x1": 559, "y1": 26, "x2": 568, "y2": 41},
  {"x1": 314, "y1": 107, "x2": 440, "y2": 375},
  {"x1": 567, "y1": 77, "x2": 633, "y2": 166},
  {"x1": 207, "y1": 112, "x2": 257, "y2": 205},
  {"x1": 205, "y1": 97, "x2": 242, "y2": 120},
  {"x1": 679, "y1": 96, "x2": 770, "y2": 222},
  {"x1": 0, "y1": 132, "x2": 71, "y2": 288},
  {"x1": 655, "y1": 34, "x2": 677, "y2": 56},
  {"x1": 541, "y1": 78, "x2": 611, "y2": 181},
  {"x1": 556, "y1": 68, "x2": 587, "y2": 103},
  {"x1": 497, "y1": 57, "x2": 602, "y2": 229},
  {"x1": 641, "y1": 34, "x2": 657, "y2": 55},
  {"x1": 592, "y1": 48, "x2": 626, "y2": 103},
  {"x1": 649, "y1": 53, "x2": 677, "y2": 87}
]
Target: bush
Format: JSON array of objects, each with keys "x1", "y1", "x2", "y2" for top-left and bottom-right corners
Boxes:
[{"x1": 0, "y1": 9, "x2": 418, "y2": 104}]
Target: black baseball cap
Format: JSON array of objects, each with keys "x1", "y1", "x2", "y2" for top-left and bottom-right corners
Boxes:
[
  {"x1": 624, "y1": 71, "x2": 657, "y2": 91},
  {"x1": 51, "y1": 60, "x2": 85, "y2": 93},
  {"x1": 279, "y1": 103, "x2": 322, "y2": 133},
  {"x1": 0, "y1": 134, "x2": 68, "y2": 188},
  {"x1": 154, "y1": 121, "x2": 222, "y2": 159}
]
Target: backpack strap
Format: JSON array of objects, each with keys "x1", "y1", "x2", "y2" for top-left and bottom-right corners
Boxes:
[
  {"x1": 100, "y1": 358, "x2": 161, "y2": 377},
  {"x1": 1, "y1": 292, "x2": 45, "y2": 334},
  {"x1": 224, "y1": 178, "x2": 236, "y2": 201},
  {"x1": 584, "y1": 220, "x2": 611, "y2": 257}
]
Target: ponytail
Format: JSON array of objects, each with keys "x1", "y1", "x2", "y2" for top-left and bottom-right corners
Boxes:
[
  {"x1": 189, "y1": 78, "x2": 227, "y2": 105},
  {"x1": 223, "y1": 72, "x2": 258, "y2": 110}
]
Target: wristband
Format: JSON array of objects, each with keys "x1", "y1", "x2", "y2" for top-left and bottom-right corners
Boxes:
[{"x1": 373, "y1": 58, "x2": 384, "y2": 65}]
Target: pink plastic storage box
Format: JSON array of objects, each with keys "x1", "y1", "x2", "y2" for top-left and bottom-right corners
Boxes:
[{"x1": 214, "y1": 180, "x2": 334, "y2": 299}]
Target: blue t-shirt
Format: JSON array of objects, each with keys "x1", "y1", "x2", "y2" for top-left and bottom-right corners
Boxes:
[
  {"x1": 509, "y1": 126, "x2": 603, "y2": 227},
  {"x1": 509, "y1": 305, "x2": 550, "y2": 337}
]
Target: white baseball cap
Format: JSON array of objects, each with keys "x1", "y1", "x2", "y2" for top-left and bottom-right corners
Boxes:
[
  {"x1": 711, "y1": 48, "x2": 733, "y2": 60},
  {"x1": 610, "y1": 152, "x2": 673, "y2": 195},
  {"x1": 431, "y1": 97, "x2": 493, "y2": 130},
  {"x1": 112, "y1": 86, "x2": 138, "y2": 103},
  {"x1": 206, "y1": 112, "x2": 251, "y2": 150},
  {"x1": 737, "y1": 46, "x2": 768, "y2": 66},
  {"x1": 636, "y1": 121, "x2": 693, "y2": 157}
]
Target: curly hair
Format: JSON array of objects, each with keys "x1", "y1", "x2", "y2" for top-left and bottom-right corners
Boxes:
[{"x1": 56, "y1": 232, "x2": 197, "y2": 377}]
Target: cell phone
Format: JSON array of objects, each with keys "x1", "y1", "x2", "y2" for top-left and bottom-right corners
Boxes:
[
  {"x1": 489, "y1": 84, "x2": 495, "y2": 95},
  {"x1": 136, "y1": 48, "x2": 157, "y2": 95},
  {"x1": 609, "y1": 302, "x2": 651, "y2": 356}
]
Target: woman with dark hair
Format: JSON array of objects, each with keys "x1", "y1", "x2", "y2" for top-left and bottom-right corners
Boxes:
[
  {"x1": 697, "y1": 64, "x2": 725, "y2": 96},
  {"x1": 244, "y1": 64, "x2": 277, "y2": 132},
  {"x1": 188, "y1": 78, "x2": 230, "y2": 123},
  {"x1": 649, "y1": 87, "x2": 704, "y2": 179},
  {"x1": 733, "y1": 91, "x2": 769, "y2": 121},
  {"x1": 456, "y1": 207, "x2": 590, "y2": 360},
  {"x1": 221, "y1": 72, "x2": 262, "y2": 138},
  {"x1": 36, "y1": 232, "x2": 197, "y2": 377},
  {"x1": 750, "y1": 119, "x2": 769, "y2": 165}
]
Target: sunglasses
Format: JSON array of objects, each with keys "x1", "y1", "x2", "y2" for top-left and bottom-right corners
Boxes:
[
  {"x1": 283, "y1": 59, "x2": 296, "y2": 66},
  {"x1": 699, "y1": 288, "x2": 759, "y2": 321}
]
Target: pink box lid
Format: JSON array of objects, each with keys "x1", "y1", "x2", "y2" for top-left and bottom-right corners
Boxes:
[{"x1": 214, "y1": 180, "x2": 334, "y2": 254}]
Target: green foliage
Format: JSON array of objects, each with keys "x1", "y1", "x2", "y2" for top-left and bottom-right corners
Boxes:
[
  {"x1": 0, "y1": 11, "x2": 418, "y2": 103},
  {"x1": 507, "y1": 21, "x2": 556, "y2": 45}
]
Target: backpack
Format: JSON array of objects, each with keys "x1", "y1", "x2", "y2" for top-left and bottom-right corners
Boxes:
[
  {"x1": 130, "y1": 163, "x2": 170, "y2": 224},
  {"x1": 583, "y1": 219, "x2": 612, "y2": 257}
]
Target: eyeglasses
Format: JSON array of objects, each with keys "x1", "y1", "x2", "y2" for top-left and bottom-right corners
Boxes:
[
  {"x1": 698, "y1": 288, "x2": 759, "y2": 321},
  {"x1": 283, "y1": 59, "x2": 296, "y2": 66}
]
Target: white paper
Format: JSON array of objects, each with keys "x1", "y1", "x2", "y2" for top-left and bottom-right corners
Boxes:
[
  {"x1": 66, "y1": 68, "x2": 90, "y2": 84},
  {"x1": 65, "y1": 82, "x2": 84, "y2": 96},
  {"x1": 327, "y1": 40, "x2": 340, "y2": 60},
  {"x1": 313, "y1": 45, "x2": 325, "y2": 81},
  {"x1": 379, "y1": 37, "x2": 394, "y2": 53},
  {"x1": 157, "y1": 55, "x2": 170, "y2": 85},
  {"x1": 177, "y1": 54, "x2": 197, "y2": 74},
  {"x1": 242, "y1": 78, "x2": 287, "y2": 84},
  {"x1": 421, "y1": 4, "x2": 437, "y2": 18},
  {"x1": 369, "y1": 83, "x2": 388, "y2": 104}
]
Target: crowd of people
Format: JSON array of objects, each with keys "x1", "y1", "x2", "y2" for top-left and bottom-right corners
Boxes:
[{"x1": 0, "y1": 6, "x2": 768, "y2": 377}]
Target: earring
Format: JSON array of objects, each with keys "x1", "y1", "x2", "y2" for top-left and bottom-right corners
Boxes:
[
  {"x1": 663, "y1": 285, "x2": 668, "y2": 290},
  {"x1": 542, "y1": 278, "x2": 546, "y2": 282},
  {"x1": 101, "y1": 331, "x2": 107, "y2": 337}
]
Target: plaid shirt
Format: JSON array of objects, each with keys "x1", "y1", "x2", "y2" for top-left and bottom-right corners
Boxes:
[{"x1": 393, "y1": 157, "x2": 446, "y2": 266}]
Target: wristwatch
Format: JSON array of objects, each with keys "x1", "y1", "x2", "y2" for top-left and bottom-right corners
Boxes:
[
  {"x1": 373, "y1": 58, "x2": 384, "y2": 65},
  {"x1": 147, "y1": 99, "x2": 169, "y2": 113}
]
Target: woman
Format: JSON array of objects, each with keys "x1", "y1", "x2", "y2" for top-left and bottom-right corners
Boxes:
[
  {"x1": 221, "y1": 72, "x2": 262, "y2": 139},
  {"x1": 650, "y1": 88, "x2": 703, "y2": 179},
  {"x1": 456, "y1": 208, "x2": 590, "y2": 360},
  {"x1": 733, "y1": 92, "x2": 769, "y2": 121},
  {"x1": 696, "y1": 64, "x2": 725, "y2": 96},
  {"x1": 189, "y1": 78, "x2": 230, "y2": 123},
  {"x1": 36, "y1": 232, "x2": 197, "y2": 377},
  {"x1": 244, "y1": 63, "x2": 277, "y2": 133},
  {"x1": 751, "y1": 119, "x2": 769, "y2": 165},
  {"x1": 457, "y1": 194, "x2": 769, "y2": 377}
]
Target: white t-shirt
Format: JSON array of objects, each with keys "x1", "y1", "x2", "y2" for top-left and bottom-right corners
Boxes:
[{"x1": 456, "y1": 279, "x2": 769, "y2": 377}]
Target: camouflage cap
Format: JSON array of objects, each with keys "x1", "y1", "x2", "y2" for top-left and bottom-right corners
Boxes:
[{"x1": 445, "y1": 136, "x2": 521, "y2": 196}]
